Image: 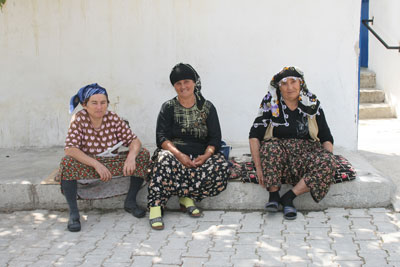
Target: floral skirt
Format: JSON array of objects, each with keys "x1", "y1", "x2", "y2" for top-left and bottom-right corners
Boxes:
[
  {"x1": 147, "y1": 149, "x2": 229, "y2": 208},
  {"x1": 57, "y1": 148, "x2": 150, "y2": 181},
  {"x1": 56, "y1": 148, "x2": 151, "y2": 200},
  {"x1": 260, "y1": 139, "x2": 336, "y2": 203}
]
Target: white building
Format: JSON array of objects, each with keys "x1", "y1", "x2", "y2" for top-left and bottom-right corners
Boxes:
[
  {"x1": 0, "y1": 0, "x2": 362, "y2": 149},
  {"x1": 368, "y1": 0, "x2": 400, "y2": 115}
]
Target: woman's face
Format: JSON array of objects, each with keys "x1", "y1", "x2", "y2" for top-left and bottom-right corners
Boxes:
[
  {"x1": 83, "y1": 94, "x2": 108, "y2": 120},
  {"x1": 174, "y1": 79, "x2": 195, "y2": 99},
  {"x1": 279, "y1": 78, "x2": 301, "y2": 102}
]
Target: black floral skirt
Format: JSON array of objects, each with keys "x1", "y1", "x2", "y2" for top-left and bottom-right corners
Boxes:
[
  {"x1": 260, "y1": 139, "x2": 336, "y2": 203},
  {"x1": 147, "y1": 149, "x2": 229, "y2": 208}
]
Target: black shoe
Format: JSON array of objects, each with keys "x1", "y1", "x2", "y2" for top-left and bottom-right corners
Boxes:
[
  {"x1": 67, "y1": 217, "x2": 81, "y2": 232},
  {"x1": 124, "y1": 206, "x2": 146, "y2": 218}
]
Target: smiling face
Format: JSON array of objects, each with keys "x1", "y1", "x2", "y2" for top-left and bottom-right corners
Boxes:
[
  {"x1": 173, "y1": 79, "x2": 195, "y2": 100},
  {"x1": 279, "y1": 77, "x2": 301, "y2": 103},
  {"x1": 82, "y1": 94, "x2": 108, "y2": 120}
]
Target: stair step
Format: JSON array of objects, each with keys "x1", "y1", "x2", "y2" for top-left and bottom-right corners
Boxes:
[
  {"x1": 360, "y1": 68, "x2": 376, "y2": 88},
  {"x1": 360, "y1": 88, "x2": 385, "y2": 103},
  {"x1": 359, "y1": 103, "x2": 396, "y2": 119}
]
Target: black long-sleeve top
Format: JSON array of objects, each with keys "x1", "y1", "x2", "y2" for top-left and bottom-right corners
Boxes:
[
  {"x1": 156, "y1": 97, "x2": 222, "y2": 157},
  {"x1": 249, "y1": 107, "x2": 334, "y2": 144}
]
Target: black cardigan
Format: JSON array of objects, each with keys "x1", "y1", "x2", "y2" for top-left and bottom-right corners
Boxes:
[
  {"x1": 156, "y1": 97, "x2": 222, "y2": 156},
  {"x1": 249, "y1": 107, "x2": 334, "y2": 144}
]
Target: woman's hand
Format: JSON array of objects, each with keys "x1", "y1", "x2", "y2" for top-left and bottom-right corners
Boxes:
[
  {"x1": 123, "y1": 156, "x2": 137, "y2": 176},
  {"x1": 322, "y1": 141, "x2": 333, "y2": 153},
  {"x1": 94, "y1": 161, "x2": 113, "y2": 182},
  {"x1": 124, "y1": 138, "x2": 141, "y2": 176},
  {"x1": 193, "y1": 154, "x2": 208, "y2": 167},
  {"x1": 193, "y1": 146, "x2": 214, "y2": 167},
  {"x1": 176, "y1": 153, "x2": 196, "y2": 168},
  {"x1": 65, "y1": 147, "x2": 113, "y2": 182},
  {"x1": 161, "y1": 140, "x2": 196, "y2": 168},
  {"x1": 256, "y1": 168, "x2": 266, "y2": 188},
  {"x1": 249, "y1": 138, "x2": 265, "y2": 188}
]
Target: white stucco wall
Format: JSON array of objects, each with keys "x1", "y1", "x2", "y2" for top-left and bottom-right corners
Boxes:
[
  {"x1": 0, "y1": 0, "x2": 361, "y2": 149},
  {"x1": 369, "y1": 0, "x2": 400, "y2": 115}
]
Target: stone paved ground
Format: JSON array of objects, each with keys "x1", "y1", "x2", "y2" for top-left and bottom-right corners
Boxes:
[{"x1": 1, "y1": 208, "x2": 400, "y2": 267}]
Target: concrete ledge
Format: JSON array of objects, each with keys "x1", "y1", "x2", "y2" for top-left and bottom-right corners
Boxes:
[
  {"x1": 0, "y1": 146, "x2": 396, "y2": 212},
  {"x1": 359, "y1": 103, "x2": 397, "y2": 119}
]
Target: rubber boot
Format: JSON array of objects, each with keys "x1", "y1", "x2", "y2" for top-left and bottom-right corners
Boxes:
[
  {"x1": 124, "y1": 176, "x2": 146, "y2": 218},
  {"x1": 61, "y1": 180, "x2": 81, "y2": 232}
]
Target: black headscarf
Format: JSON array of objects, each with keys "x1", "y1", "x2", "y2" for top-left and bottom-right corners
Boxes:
[{"x1": 169, "y1": 63, "x2": 206, "y2": 110}]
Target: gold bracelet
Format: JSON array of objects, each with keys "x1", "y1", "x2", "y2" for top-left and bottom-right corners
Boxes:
[{"x1": 207, "y1": 147, "x2": 215, "y2": 155}]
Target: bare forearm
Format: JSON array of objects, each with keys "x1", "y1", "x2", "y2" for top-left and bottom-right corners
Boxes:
[
  {"x1": 161, "y1": 140, "x2": 184, "y2": 157},
  {"x1": 161, "y1": 140, "x2": 196, "y2": 167},
  {"x1": 249, "y1": 138, "x2": 262, "y2": 170},
  {"x1": 65, "y1": 147, "x2": 99, "y2": 167},
  {"x1": 127, "y1": 138, "x2": 141, "y2": 160}
]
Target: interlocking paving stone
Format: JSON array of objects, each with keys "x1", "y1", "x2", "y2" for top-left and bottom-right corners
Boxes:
[
  {"x1": 1, "y1": 209, "x2": 399, "y2": 266},
  {"x1": 131, "y1": 255, "x2": 159, "y2": 266},
  {"x1": 333, "y1": 260, "x2": 364, "y2": 267},
  {"x1": 230, "y1": 258, "x2": 261, "y2": 266},
  {"x1": 235, "y1": 232, "x2": 260, "y2": 245},
  {"x1": 258, "y1": 252, "x2": 285, "y2": 266},
  {"x1": 374, "y1": 221, "x2": 399, "y2": 233},
  {"x1": 307, "y1": 252, "x2": 335, "y2": 266},
  {"x1": 349, "y1": 209, "x2": 371, "y2": 218},
  {"x1": 158, "y1": 248, "x2": 185, "y2": 265},
  {"x1": 207, "y1": 251, "x2": 234, "y2": 266},
  {"x1": 333, "y1": 250, "x2": 362, "y2": 261},
  {"x1": 283, "y1": 222, "x2": 307, "y2": 234},
  {"x1": 232, "y1": 244, "x2": 258, "y2": 259},
  {"x1": 8, "y1": 261, "x2": 40, "y2": 267},
  {"x1": 307, "y1": 240, "x2": 333, "y2": 253},
  {"x1": 210, "y1": 239, "x2": 236, "y2": 252},
  {"x1": 182, "y1": 256, "x2": 209, "y2": 266},
  {"x1": 363, "y1": 264, "x2": 391, "y2": 267},
  {"x1": 306, "y1": 227, "x2": 330, "y2": 240},
  {"x1": 257, "y1": 239, "x2": 283, "y2": 253}
]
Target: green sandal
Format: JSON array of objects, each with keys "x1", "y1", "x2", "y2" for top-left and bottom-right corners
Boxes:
[
  {"x1": 149, "y1": 216, "x2": 164, "y2": 230},
  {"x1": 149, "y1": 206, "x2": 164, "y2": 230},
  {"x1": 180, "y1": 204, "x2": 203, "y2": 217}
]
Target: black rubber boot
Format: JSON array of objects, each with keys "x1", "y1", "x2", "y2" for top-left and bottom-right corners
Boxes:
[
  {"x1": 124, "y1": 176, "x2": 146, "y2": 218},
  {"x1": 61, "y1": 180, "x2": 81, "y2": 232}
]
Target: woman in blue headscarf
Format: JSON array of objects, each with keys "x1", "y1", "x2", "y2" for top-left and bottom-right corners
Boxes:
[{"x1": 58, "y1": 83, "x2": 150, "y2": 232}]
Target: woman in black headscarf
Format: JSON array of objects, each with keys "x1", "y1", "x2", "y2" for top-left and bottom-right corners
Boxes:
[
  {"x1": 249, "y1": 66, "x2": 336, "y2": 220},
  {"x1": 148, "y1": 63, "x2": 229, "y2": 230}
]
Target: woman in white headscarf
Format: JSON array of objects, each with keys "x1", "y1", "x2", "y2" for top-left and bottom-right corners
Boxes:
[{"x1": 249, "y1": 67, "x2": 336, "y2": 220}]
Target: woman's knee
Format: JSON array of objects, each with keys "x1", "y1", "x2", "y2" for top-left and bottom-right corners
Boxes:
[
  {"x1": 154, "y1": 150, "x2": 176, "y2": 166},
  {"x1": 260, "y1": 141, "x2": 284, "y2": 156}
]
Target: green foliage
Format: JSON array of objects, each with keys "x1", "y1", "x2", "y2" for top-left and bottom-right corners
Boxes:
[{"x1": 0, "y1": 0, "x2": 6, "y2": 10}]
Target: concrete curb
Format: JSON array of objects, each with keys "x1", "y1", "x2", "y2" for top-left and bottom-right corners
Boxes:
[
  {"x1": 0, "y1": 174, "x2": 393, "y2": 212},
  {"x1": 0, "y1": 146, "x2": 395, "y2": 212}
]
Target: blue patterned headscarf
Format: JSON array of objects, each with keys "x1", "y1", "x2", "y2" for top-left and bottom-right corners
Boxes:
[{"x1": 69, "y1": 83, "x2": 108, "y2": 114}]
